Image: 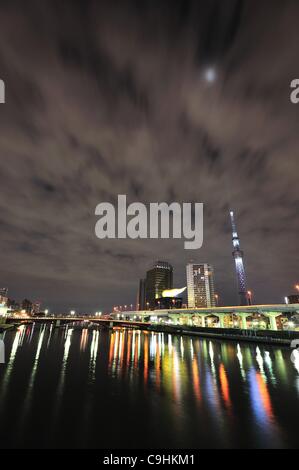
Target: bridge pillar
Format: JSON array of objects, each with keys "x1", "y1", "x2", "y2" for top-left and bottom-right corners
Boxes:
[
  {"x1": 171, "y1": 315, "x2": 179, "y2": 325},
  {"x1": 213, "y1": 314, "x2": 225, "y2": 328},
  {"x1": 237, "y1": 313, "x2": 250, "y2": 330},
  {"x1": 266, "y1": 313, "x2": 280, "y2": 331},
  {"x1": 109, "y1": 321, "x2": 114, "y2": 328},
  {"x1": 55, "y1": 320, "x2": 61, "y2": 327}
]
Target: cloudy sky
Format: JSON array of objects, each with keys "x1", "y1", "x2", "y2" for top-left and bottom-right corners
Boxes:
[{"x1": 0, "y1": 0, "x2": 298, "y2": 313}]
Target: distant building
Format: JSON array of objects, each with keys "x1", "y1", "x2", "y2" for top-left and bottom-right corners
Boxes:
[
  {"x1": 145, "y1": 261, "x2": 173, "y2": 309},
  {"x1": 0, "y1": 287, "x2": 8, "y2": 297},
  {"x1": 21, "y1": 299, "x2": 33, "y2": 315},
  {"x1": 288, "y1": 295, "x2": 299, "y2": 304},
  {"x1": 0, "y1": 287, "x2": 8, "y2": 306},
  {"x1": 137, "y1": 279, "x2": 146, "y2": 311},
  {"x1": 7, "y1": 299, "x2": 20, "y2": 311},
  {"x1": 32, "y1": 301, "x2": 42, "y2": 315},
  {"x1": 186, "y1": 263, "x2": 216, "y2": 308}
]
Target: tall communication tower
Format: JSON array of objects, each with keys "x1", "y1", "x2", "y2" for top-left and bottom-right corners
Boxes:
[{"x1": 230, "y1": 211, "x2": 249, "y2": 306}]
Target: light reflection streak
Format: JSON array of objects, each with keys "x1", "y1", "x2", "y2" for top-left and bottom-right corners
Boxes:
[
  {"x1": 150, "y1": 333, "x2": 157, "y2": 360},
  {"x1": 292, "y1": 349, "x2": 299, "y2": 375},
  {"x1": 134, "y1": 332, "x2": 139, "y2": 368},
  {"x1": 120, "y1": 330, "x2": 125, "y2": 366},
  {"x1": 219, "y1": 364, "x2": 232, "y2": 410},
  {"x1": 108, "y1": 331, "x2": 115, "y2": 366},
  {"x1": 126, "y1": 330, "x2": 132, "y2": 367},
  {"x1": 168, "y1": 334, "x2": 172, "y2": 355},
  {"x1": 18, "y1": 325, "x2": 46, "y2": 428},
  {"x1": 155, "y1": 339, "x2": 161, "y2": 390},
  {"x1": 237, "y1": 344, "x2": 246, "y2": 381},
  {"x1": 190, "y1": 339, "x2": 194, "y2": 360},
  {"x1": 264, "y1": 351, "x2": 276, "y2": 385},
  {"x1": 204, "y1": 367, "x2": 221, "y2": 414},
  {"x1": 131, "y1": 330, "x2": 136, "y2": 364},
  {"x1": 209, "y1": 342, "x2": 216, "y2": 376},
  {"x1": 111, "y1": 330, "x2": 119, "y2": 374},
  {"x1": 19, "y1": 325, "x2": 26, "y2": 346},
  {"x1": 273, "y1": 350, "x2": 288, "y2": 384},
  {"x1": 180, "y1": 337, "x2": 184, "y2": 359},
  {"x1": 50, "y1": 328, "x2": 73, "y2": 436},
  {"x1": 57, "y1": 328, "x2": 73, "y2": 397},
  {"x1": 256, "y1": 347, "x2": 266, "y2": 379},
  {"x1": 248, "y1": 368, "x2": 274, "y2": 429},
  {"x1": 192, "y1": 357, "x2": 201, "y2": 403},
  {"x1": 144, "y1": 334, "x2": 149, "y2": 383},
  {"x1": 89, "y1": 330, "x2": 99, "y2": 381},
  {"x1": 47, "y1": 324, "x2": 54, "y2": 348},
  {"x1": 118, "y1": 330, "x2": 124, "y2": 365},
  {"x1": 0, "y1": 325, "x2": 25, "y2": 406},
  {"x1": 80, "y1": 328, "x2": 88, "y2": 352},
  {"x1": 28, "y1": 324, "x2": 35, "y2": 343},
  {"x1": 172, "y1": 349, "x2": 181, "y2": 401}
]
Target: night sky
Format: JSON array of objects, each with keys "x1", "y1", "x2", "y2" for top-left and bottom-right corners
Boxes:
[{"x1": 0, "y1": 0, "x2": 298, "y2": 313}]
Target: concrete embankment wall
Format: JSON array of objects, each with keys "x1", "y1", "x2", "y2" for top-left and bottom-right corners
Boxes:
[{"x1": 116, "y1": 322, "x2": 299, "y2": 346}]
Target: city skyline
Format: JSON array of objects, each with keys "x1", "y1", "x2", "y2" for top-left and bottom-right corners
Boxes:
[{"x1": 0, "y1": 1, "x2": 298, "y2": 312}]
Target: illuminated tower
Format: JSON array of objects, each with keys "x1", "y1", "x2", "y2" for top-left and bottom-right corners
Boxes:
[{"x1": 230, "y1": 211, "x2": 249, "y2": 306}]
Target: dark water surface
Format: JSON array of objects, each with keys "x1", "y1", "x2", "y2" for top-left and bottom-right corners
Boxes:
[{"x1": 0, "y1": 323, "x2": 299, "y2": 449}]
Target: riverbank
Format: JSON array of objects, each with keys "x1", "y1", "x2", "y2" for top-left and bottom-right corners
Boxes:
[{"x1": 119, "y1": 322, "x2": 299, "y2": 346}]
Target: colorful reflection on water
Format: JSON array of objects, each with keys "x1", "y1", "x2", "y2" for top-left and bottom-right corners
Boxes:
[{"x1": 0, "y1": 324, "x2": 299, "y2": 449}]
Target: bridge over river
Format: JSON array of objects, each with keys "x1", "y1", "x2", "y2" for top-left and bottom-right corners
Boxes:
[{"x1": 3, "y1": 303, "x2": 299, "y2": 345}]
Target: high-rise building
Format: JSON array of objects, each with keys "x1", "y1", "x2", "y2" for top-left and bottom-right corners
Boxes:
[
  {"x1": 137, "y1": 279, "x2": 146, "y2": 310},
  {"x1": 0, "y1": 287, "x2": 8, "y2": 297},
  {"x1": 230, "y1": 210, "x2": 249, "y2": 306},
  {"x1": 186, "y1": 263, "x2": 216, "y2": 308},
  {"x1": 22, "y1": 299, "x2": 33, "y2": 314},
  {"x1": 32, "y1": 301, "x2": 41, "y2": 315},
  {"x1": 288, "y1": 295, "x2": 299, "y2": 304},
  {"x1": 0, "y1": 287, "x2": 8, "y2": 306},
  {"x1": 145, "y1": 261, "x2": 173, "y2": 309}
]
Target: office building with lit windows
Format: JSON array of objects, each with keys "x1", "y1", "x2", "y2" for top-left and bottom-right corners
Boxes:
[
  {"x1": 186, "y1": 263, "x2": 216, "y2": 308},
  {"x1": 145, "y1": 261, "x2": 173, "y2": 309}
]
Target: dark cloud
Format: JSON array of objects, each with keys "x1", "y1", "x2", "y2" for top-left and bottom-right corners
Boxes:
[{"x1": 0, "y1": 0, "x2": 298, "y2": 312}]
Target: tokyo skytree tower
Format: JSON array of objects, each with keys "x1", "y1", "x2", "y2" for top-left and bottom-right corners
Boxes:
[{"x1": 230, "y1": 211, "x2": 249, "y2": 306}]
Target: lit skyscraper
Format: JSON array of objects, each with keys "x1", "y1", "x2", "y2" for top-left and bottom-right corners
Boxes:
[
  {"x1": 0, "y1": 287, "x2": 8, "y2": 306},
  {"x1": 145, "y1": 261, "x2": 173, "y2": 309},
  {"x1": 230, "y1": 210, "x2": 249, "y2": 306},
  {"x1": 186, "y1": 263, "x2": 216, "y2": 308}
]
